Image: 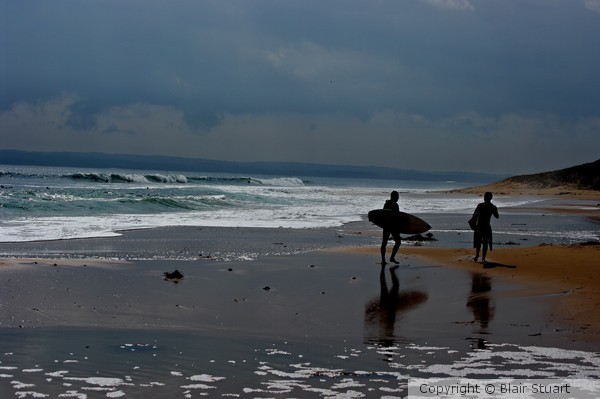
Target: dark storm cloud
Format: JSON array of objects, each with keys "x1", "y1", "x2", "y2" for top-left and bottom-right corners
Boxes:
[
  {"x1": 1, "y1": 0, "x2": 600, "y2": 173},
  {"x1": 3, "y1": 1, "x2": 596, "y2": 119}
]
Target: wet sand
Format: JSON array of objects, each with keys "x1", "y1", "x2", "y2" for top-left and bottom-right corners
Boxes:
[
  {"x1": 2, "y1": 220, "x2": 597, "y2": 347},
  {"x1": 0, "y1": 249, "x2": 548, "y2": 344},
  {"x1": 1, "y1": 244, "x2": 599, "y2": 397},
  {"x1": 348, "y1": 243, "x2": 600, "y2": 344}
]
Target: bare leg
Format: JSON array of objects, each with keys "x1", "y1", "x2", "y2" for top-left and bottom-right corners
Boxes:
[
  {"x1": 390, "y1": 242, "x2": 400, "y2": 263},
  {"x1": 381, "y1": 232, "x2": 388, "y2": 265},
  {"x1": 482, "y1": 241, "x2": 488, "y2": 263}
]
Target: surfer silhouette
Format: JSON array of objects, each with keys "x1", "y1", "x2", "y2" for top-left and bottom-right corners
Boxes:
[
  {"x1": 471, "y1": 192, "x2": 499, "y2": 263},
  {"x1": 381, "y1": 191, "x2": 401, "y2": 265}
]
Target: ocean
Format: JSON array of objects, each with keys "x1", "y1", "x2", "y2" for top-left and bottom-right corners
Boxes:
[{"x1": 0, "y1": 165, "x2": 596, "y2": 245}]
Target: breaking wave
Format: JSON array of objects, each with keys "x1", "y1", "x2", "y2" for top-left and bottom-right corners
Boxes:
[
  {"x1": 71, "y1": 172, "x2": 188, "y2": 184},
  {"x1": 0, "y1": 168, "x2": 305, "y2": 186}
]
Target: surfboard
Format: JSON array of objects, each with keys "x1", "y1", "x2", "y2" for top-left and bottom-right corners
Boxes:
[{"x1": 367, "y1": 209, "x2": 431, "y2": 235}]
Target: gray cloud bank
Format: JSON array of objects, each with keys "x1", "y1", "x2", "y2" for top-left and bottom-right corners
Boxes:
[{"x1": 1, "y1": 0, "x2": 599, "y2": 174}]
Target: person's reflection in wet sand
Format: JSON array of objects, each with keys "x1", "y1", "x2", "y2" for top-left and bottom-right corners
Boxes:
[
  {"x1": 364, "y1": 265, "x2": 428, "y2": 358},
  {"x1": 466, "y1": 273, "x2": 495, "y2": 334}
]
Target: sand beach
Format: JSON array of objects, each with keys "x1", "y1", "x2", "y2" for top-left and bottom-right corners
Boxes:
[{"x1": 0, "y1": 193, "x2": 599, "y2": 397}]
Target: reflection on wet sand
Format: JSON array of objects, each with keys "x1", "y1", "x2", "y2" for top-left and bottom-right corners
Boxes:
[
  {"x1": 466, "y1": 273, "x2": 495, "y2": 334},
  {"x1": 364, "y1": 265, "x2": 428, "y2": 351}
]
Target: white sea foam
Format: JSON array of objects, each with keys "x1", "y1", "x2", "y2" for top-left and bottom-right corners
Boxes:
[
  {"x1": 58, "y1": 392, "x2": 87, "y2": 399},
  {"x1": 14, "y1": 392, "x2": 49, "y2": 398},
  {"x1": 63, "y1": 377, "x2": 127, "y2": 387},
  {"x1": 11, "y1": 380, "x2": 35, "y2": 389},
  {"x1": 45, "y1": 371, "x2": 69, "y2": 377},
  {"x1": 105, "y1": 391, "x2": 126, "y2": 398},
  {"x1": 189, "y1": 374, "x2": 226, "y2": 382},
  {"x1": 180, "y1": 383, "x2": 215, "y2": 389}
]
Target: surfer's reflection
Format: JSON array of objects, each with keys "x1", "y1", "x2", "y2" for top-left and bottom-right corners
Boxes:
[
  {"x1": 466, "y1": 273, "x2": 495, "y2": 333},
  {"x1": 364, "y1": 265, "x2": 428, "y2": 352}
]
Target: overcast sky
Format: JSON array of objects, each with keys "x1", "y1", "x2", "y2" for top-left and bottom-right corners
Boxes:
[{"x1": 1, "y1": 0, "x2": 599, "y2": 174}]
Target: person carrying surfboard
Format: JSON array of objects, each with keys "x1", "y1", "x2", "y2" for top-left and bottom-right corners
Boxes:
[
  {"x1": 381, "y1": 191, "x2": 402, "y2": 265},
  {"x1": 471, "y1": 192, "x2": 499, "y2": 263}
]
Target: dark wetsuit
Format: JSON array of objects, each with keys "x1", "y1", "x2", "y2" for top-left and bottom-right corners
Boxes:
[{"x1": 472, "y1": 202, "x2": 499, "y2": 249}]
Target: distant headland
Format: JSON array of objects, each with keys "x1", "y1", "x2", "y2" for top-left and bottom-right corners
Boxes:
[{"x1": 454, "y1": 159, "x2": 600, "y2": 198}]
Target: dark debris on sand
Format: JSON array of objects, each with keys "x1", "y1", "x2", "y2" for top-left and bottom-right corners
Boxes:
[
  {"x1": 404, "y1": 232, "x2": 437, "y2": 242},
  {"x1": 163, "y1": 269, "x2": 184, "y2": 283}
]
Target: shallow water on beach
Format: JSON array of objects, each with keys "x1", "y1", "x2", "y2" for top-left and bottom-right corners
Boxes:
[{"x1": 1, "y1": 329, "x2": 598, "y2": 398}]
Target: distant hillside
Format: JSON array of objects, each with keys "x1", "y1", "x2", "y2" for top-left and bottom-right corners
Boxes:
[
  {"x1": 498, "y1": 159, "x2": 599, "y2": 190},
  {"x1": 0, "y1": 149, "x2": 503, "y2": 183},
  {"x1": 455, "y1": 159, "x2": 600, "y2": 196}
]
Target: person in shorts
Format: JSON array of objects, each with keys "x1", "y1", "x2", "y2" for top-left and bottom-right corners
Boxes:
[{"x1": 471, "y1": 192, "x2": 499, "y2": 263}]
